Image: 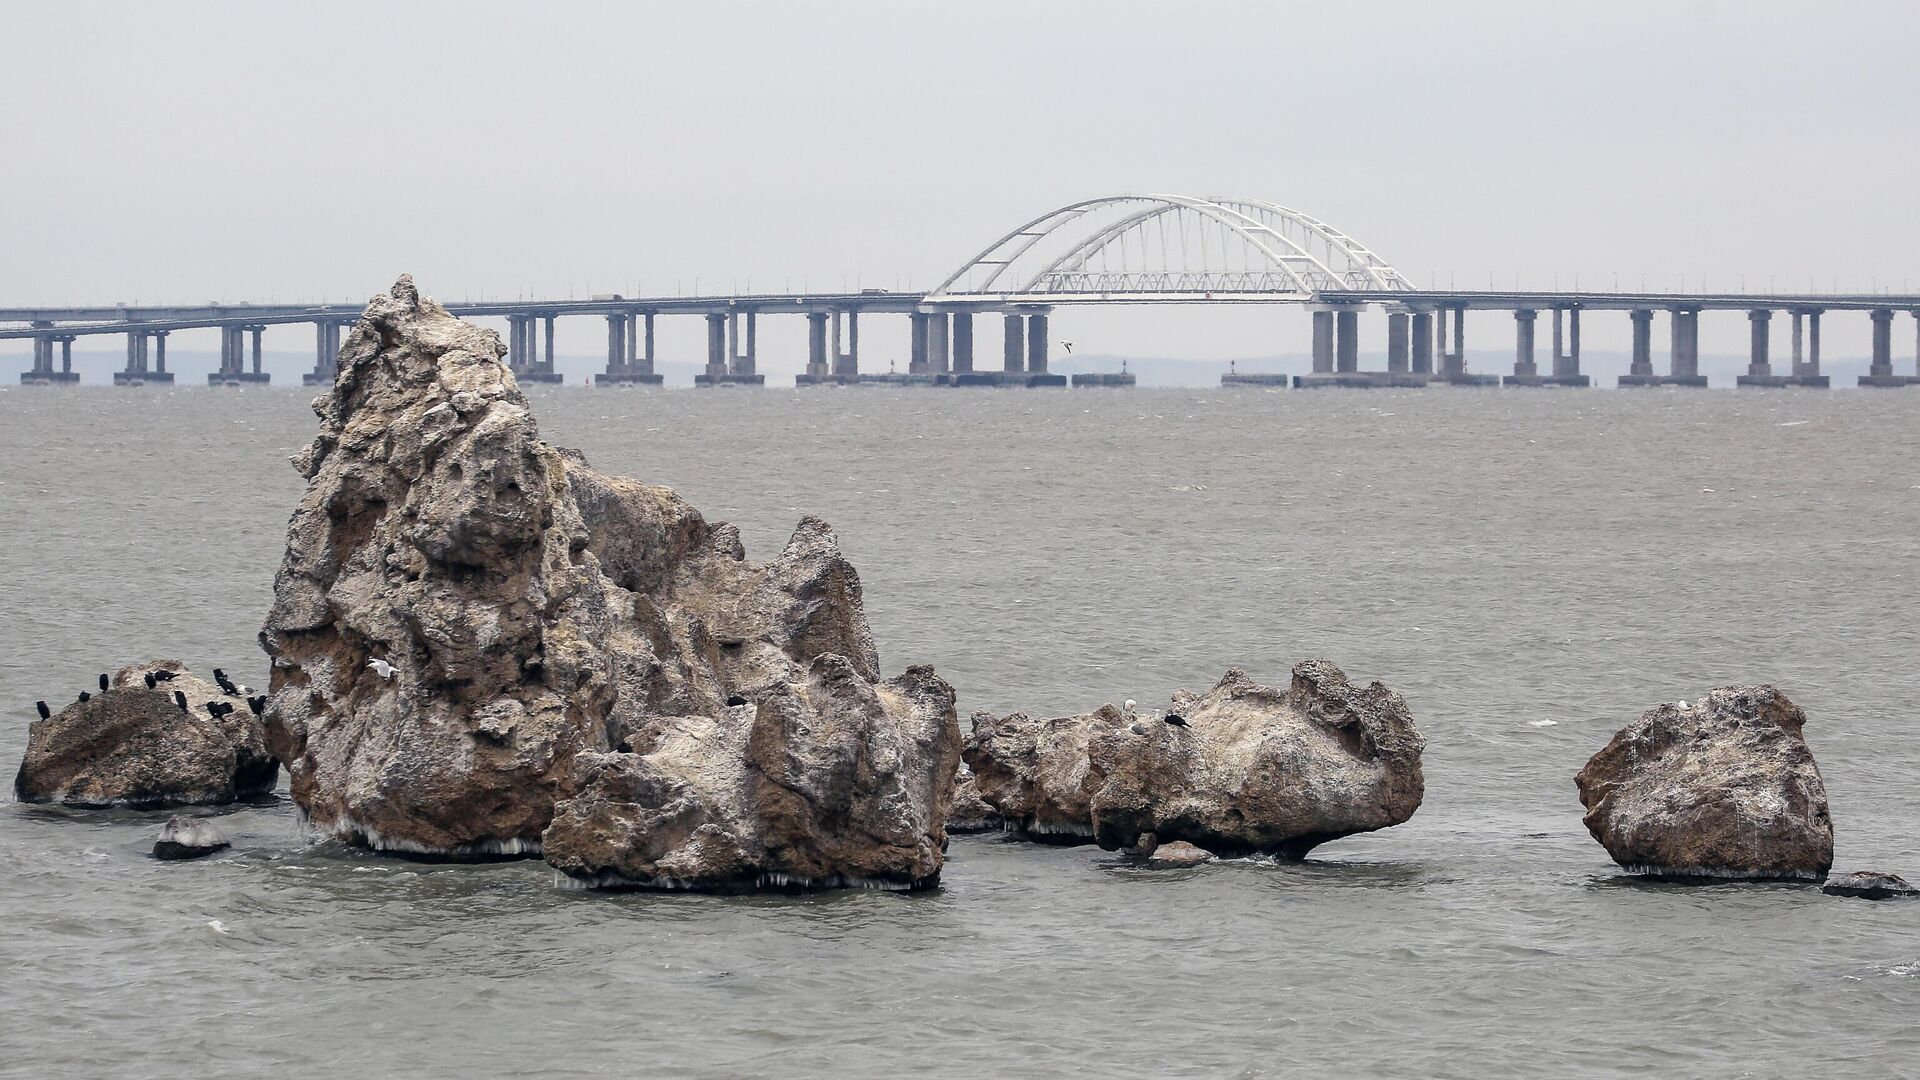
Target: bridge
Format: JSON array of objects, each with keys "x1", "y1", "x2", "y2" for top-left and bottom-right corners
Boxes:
[{"x1": 7, "y1": 194, "x2": 1918, "y2": 389}]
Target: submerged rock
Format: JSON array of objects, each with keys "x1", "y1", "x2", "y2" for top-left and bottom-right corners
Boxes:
[
  {"x1": 14, "y1": 661, "x2": 276, "y2": 808},
  {"x1": 1144, "y1": 840, "x2": 1216, "y2": 869},
  {"x1": 260, "y1": 276, "x2": 957, "y2": 887},
  {"x1": 1575, "y1": 686, "x2": 1833, "y2": 882},
  {"x1": 153, "y1": 815, "x2": 232, "y2": 860},
  {"x1": 963, "y1": 663, "x2": 1426, "y2": 858},
  {"x1": 1821, "y1": 871, "x2": 1916, "y2": 901}
]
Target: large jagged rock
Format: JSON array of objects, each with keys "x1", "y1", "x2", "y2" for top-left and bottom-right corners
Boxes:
[
  {"x1": 14, "y1": 660, "x2": 275, "y2": 808},
  {"x1": 1575, "y1": 686, "x2": 1834, "y2": 881},
  {"x1": 963, "y1": 662, "x2": 1426, "y2": 858},
  {"x1": 261, "y1": 277, "x2": 958, "y2": 887}
]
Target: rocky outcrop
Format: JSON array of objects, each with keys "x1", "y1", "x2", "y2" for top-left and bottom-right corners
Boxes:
[
  {"x1": 963, "y1": 663, "x2": 1426, "y2": 858},
  {"x1": 1575, "y1": 686, "x2": 1833, "y2": 881},
  {"x1": 154, "y1": 815, "x2": 232, "y2": 860},
  {"x1": 1822, "y1": 872, "x2": 1916, "y2": 900},
  {"x1": 945, "y1": 761, "x2": 1002, "y2": 834},
  {"x1": 14, "y1": 661, "x2": 275, "y2": 808},
  {"x1": 260, "y1": 277, "x2": 958, "y2": 887}
]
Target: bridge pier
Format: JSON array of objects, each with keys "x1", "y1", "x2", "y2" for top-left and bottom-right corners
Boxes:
[
  {"x1": 1621, "y1": 308, "x2": 1706, "y2": 387},
  {"x1": 1434, "y1": 304, "x2": 1496, "y2": 385},
  {"x1": 1511, "y1": 306, "x2": 1589, "y2": 386},
  {"x1": 1002, "y1": 312, "x2": 1025, "y2": 374},
  {"x1": 927, "y1": 313, "x2": 949, "y2": 378},
  {"x1": 22, "y1": 331, "x2": 80, "y2": 385},
  {"x1": 1737, "y1": 309, "x2": 1791, "y2": 387},
  {"x1": 1410, "y1": 311, "x2": 1434, "y2": 375},
  {"x1": 836, "y1": 310, "x2": 861, "y2": 379},
  {"x1": 951, "y1": 312, "x2": 973, "y2": 375},
  {"x1": 207, "y1": 325, "x2": 266, "y2": 385},
  {"x1": 1310, "y1": 310, "x2": 1334, "y2": 373},
  {"x1": 603, "y1": 310, "x2": 664, "y2": 385},
  {"x1": 798, "y1": 311, "x2": 833, "y2": 385},
  {"x1": 908, "y1": 312, "x2": 930, "y2": 376},
  {"x1": 1386, "y1": 311, "x2": 1409, "y2": 373},
  {"x1": 1507, "y1": 309, "x2": 1538, "y2": 380},
  {"x1": 1858, "y1": 308, "x2": 1911, "y2": 386},
  {"x1": 1625, "y1": 309, "x2": 1654, "y2": 379},
  {"x1": 1334, "y1": 309, "x2": 1359, "y2": 373},
  {"x1": 696, "y1": 312, "x2": 731, "y2": 386}
]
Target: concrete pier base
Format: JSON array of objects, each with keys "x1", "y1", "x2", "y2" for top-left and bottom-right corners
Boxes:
[
  {"x1": 514, "y1": 370, "x2": 564, "y2": 384},
  {"x1": 1856, "y1": 374, "x2": 1916, "y2": 387},
  {"x1": 1737, "y1": 373, "x2": 1831, "y2": 388},
  {"x1": 598, "y1": 372, "x2": 665, "y2": 386},
  {"x1": 21, "y1": 371, "x2": 82, "y2": 385},
  {"x1": 946, "y1": 371, "x2": 1066, "y2": 387},
  {"x1": 1070, "y1": 372, "x2": 1136, "y2": 387},
  {"x1": 1430, "y1": 372, "x2": 1501, "y2": 387},
  {"x1": 1502, "y1": 374, "x2": 1591, "y2": 387},
  {"x1": 856, "y1": 373, "x2": 938, "y2": 387},
  {"x1": 1617, "y1": 374, "x2": 1710, "y2": 387},
  {"x1": 206, "y1": 371, "x2": 267, "y2": 386},
  {"x1": 1294, "y1": 371, "x2": 1432, "y2": 388},
  {"x1": 693, "y1": 372, "x2": 765, "y2": 387},
  {"x1": 1220, "y1": 373, "x2": 1292, "y2": 388},
  {"x1": 795, "y1": 372, "x2": 865, "y2": 387}
]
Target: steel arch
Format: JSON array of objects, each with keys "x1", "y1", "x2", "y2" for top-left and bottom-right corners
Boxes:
[{"x1": 927, "y1": 194, "x2": 1410, "y2": 303}]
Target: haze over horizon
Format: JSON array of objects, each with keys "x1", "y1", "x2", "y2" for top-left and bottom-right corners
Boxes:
[{"x1": 5, "y1": 0, "x2": 1917, "y2": 368}]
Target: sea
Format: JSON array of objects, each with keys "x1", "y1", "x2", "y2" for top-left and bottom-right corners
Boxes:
[{"x1": 1, "y1": 384, "x2": 1915, "y2": 1078}]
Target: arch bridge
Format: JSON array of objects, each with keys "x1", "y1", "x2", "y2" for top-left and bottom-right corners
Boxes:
[{"x1": 6, "y1": 194, "x2": 1918, "y2": 388}]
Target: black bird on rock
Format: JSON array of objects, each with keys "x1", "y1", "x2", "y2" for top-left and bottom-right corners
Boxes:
[
  {"x1": 247, "y1": 695, "x2": 266, "y2": 716},
  {"x1": 144, "y1": 672, "x2": 158, "y2": 690},
  {"x1": 173, "y1": 691, "x2": 189, "y2": 713},
  {"x1": 152, "y1": 670, "x2": 176, "y2": 683},
  {"x1": 98, "y1": 673, "x2": 109, "y2": 692},
  {"x1": 725, "y1": 694, "x2": 749, "y2": 707},
  {"x1": 1163, "y1": 713, "x2": 1188, "y2": 727},
  {"x1": 35, "y1": 701, "x2": 50, "y2": 720},
  {"x1": 78, "y1": 691, "x2": 91, "y2": 703}
]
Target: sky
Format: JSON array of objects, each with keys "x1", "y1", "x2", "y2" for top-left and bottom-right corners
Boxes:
[{"x1": 4, "y1": 0, "x2": 1917, "y2": 374}]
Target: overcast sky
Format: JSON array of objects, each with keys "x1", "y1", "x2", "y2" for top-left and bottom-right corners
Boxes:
[{"x1": 4, "y1": 1, "x2": 1917, "y2": 368}]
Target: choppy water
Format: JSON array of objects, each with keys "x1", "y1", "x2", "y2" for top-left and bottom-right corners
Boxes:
[{"x1": 2, "y1": 384, "x2": 1917, "y2": 1078}]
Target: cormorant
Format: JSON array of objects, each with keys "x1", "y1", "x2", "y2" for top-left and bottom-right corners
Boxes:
[
  {"x1": 35, "y1": 701, "x2": 50, "y2": 719},
  {"x1": 144, "y1": 672, "x2": 157, "y2": 689},
  {"x1": 1163, "y1": 713, "x2": 1187, "y2": 727},
  {"x1": 174, "y1": 691, "x2": 189, "y2": 712},
  {"x1": 98, "y1": 673, "x2": 110, "y2": 692},
  {"x1": 78, "y1": 691, "x2": 91, "y2": 703}
]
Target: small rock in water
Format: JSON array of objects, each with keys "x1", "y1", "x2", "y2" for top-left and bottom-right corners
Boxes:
[
  {"x1": 1146, "y1": 841, "x2": 1215, "y2": 869},
  {"x1": 1822, "y1": 871, "x2": 1918, "y2": 901},
  {"x1": 153, "y1": 815, "x2": 231, "y2": 860}
]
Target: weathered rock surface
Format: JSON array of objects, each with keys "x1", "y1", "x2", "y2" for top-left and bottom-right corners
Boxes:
[
  {"x1": 945, "y1": 761, "x2": 1002, "y2": 835},
  {"x1": 261, "y1": 276, "x2": 958, "y2": 887},
  {"x1": 14, "y1": 661, "x2": 275, "y2": 808},
  {"x1": 153, "y1": 814, "x2": 232, "y2": 860},
  {"x1": 1575, "y1": 686, "x2": 1834, "y2": 881},
  {"x1": 1821, "y1": 871, "x2": 1915, "y2": 901},
  {"x1": 1145, "y1": 840, "x2": 1216, "y2": 868},
  {"x1": 963, "y1": 662, "x2": 1426, "y2": 858}
]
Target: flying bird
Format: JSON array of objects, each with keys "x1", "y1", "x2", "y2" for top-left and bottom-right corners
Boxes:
[
  {"x1": 367, "y1": 659, "x2": 396, "y2": 680},
  {"x1": 1062, "y1": 341, "x2": 1075, "y2": 354}
]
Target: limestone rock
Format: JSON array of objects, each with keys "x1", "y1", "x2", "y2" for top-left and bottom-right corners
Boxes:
[
  {"x1": 261, "y1": 276, "x2": 958, "y2": 885},
  {"x1": 963, "y1": 662, "x2": 1426, "y2": 858},
  {"x1": 543, "y1": 662, "x2": 957, "y2": 891},
  {"x1": 153, "y1": 814, "x2": 232, "y2": 860},
  {"x1": 1575, "y1": 686, "x2": 1833, "y2": 881},
  {"x1": 1822, "y1": 871, "x2": 1917, "y2": 900},
  {"x1": 1145, "y1": 840, "x2": 1216, "y2": 869},
  {"x1": 945, "y1": 761, "x2": 1002, "y2": 835},
  {"x1": 14, "y1": 661, "x2": 275, "y2": 808}
]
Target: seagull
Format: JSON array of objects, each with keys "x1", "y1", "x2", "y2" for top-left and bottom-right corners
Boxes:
[
  {"x1": 367, "y1": 659, "x2": 396, "y2": 680},
  {"x1": 1124, "y1": 699, "x2": 1136, "y2": 712},
  {"x1": 1062, "y1": 341, "x2": 1075, "y2": 354}
]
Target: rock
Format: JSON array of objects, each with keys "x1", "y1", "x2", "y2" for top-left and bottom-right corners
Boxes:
[
  {"x1": 963, "y1": 662, "x2": 1426, "y2": 858},
  {"x1": 14, "y1": 661, "x2": 276, "y2": 808},
  {"x1": 1575, "y1": 685, "x2": 1833, "y2": 881},
  {"x1": 153, "y1": 814, "x2": 232, "y2": 860},
  {"x1": 1822, "y1": 871, "x2": 1916, "y2": 900},
  {"x1": 261, "y1": 277, "x2": 958, "y2": 886},
  {"x1": 945, "y1": 762, "x2": 1003, "y2": 835},
  {"x1": 543, "y1": 662, "x2": 957, "y2": 892},
  {"x1": 1145, "y1": 840, "x2": 1215, "y2": 868}
]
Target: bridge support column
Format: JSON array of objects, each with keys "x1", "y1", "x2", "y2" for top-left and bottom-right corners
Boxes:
[
  {"x1": 1433, "y1": 304, "x2": 1490, "y2": 383},
  {"x1": 951, "y1": 312, "x2": 973, "y2": 374},
  {"x1": 1026, "y1": 312, "x2": 1057, "y2": 385},
  {"x1": 698, "y1": 312, "x2": 728, "y2": 385},
  {"x1": 1310, "y1": 310, "x2": 1334, "y2": 373},
  {"x1": 1860, "y1": 308, "x2": 1906, "y2": 386},
  {"x1": 1386, "y1": 311, "x2": 1409, "y2": 373},
  {"x1": 627, "y1": 312, "x2": 640, "y2": 370},
  {"x1": 1510, "y1": 310, "x2": 1538, "y2": 378},
  {"x1": 60, "y1": 336, "x2": 74, "y2": 375},
  {"x1": 1334, "y1": 309, "x2": 1358, "y2": 373},
  {"x1": 523, "y1": 314, "x2": 560, "y2": 383},
  {"x1": 1663, "y1": 309, "x2": 1706, "y2": 386},
  {"x1": 1410, "y1": 311, "x2": 1434, "y2": 374},
  {"x1": 731, "y1": 311, "x2": 761, "y2": 382},
  {"x1": 1738, "y1": 310, "x2": 1786, "y2": 386},
  {"x1": 1808, "y1": 310, "x2": 1822, "y2": 378},
  {"x1": 801, "y1": 312, "x2": 831, "y2": 384},
  {"x1": 927, "y1": 313, "x2": 949, "y2": 378},
  {"x1": 250, "y1": 326, "x2": 264, "y2": 376},
  {"x1": 1002, "y1": 313, "x2": 1025, "y2": 374},
  {"x1": 605, "y1": 313, "x2": 627, "y2": 381},
  {"x1": 833, "y1": 310, "x2": 861, "y2": 379},
  {"x1": 908, "y1": 312, "x2": 929, "y2": 375}
]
